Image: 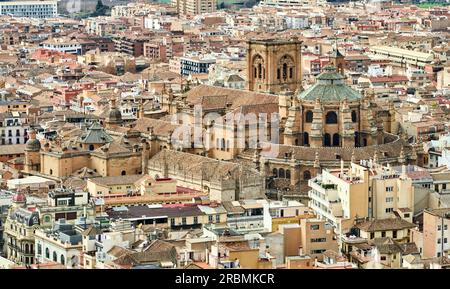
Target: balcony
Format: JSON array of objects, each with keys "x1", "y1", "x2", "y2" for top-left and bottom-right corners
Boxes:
[{"x1": 227, "y1": 215, "x2": 263, "y2": 222}]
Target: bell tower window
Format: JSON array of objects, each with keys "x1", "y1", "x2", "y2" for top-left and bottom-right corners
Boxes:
[{"x1": 278, "y1": 55, "x2": 295, "y2": 83}]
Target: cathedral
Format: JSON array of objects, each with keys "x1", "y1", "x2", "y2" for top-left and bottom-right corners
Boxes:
[{"x1": 244, "y1": 38, "x2": 423, "y2": 195}]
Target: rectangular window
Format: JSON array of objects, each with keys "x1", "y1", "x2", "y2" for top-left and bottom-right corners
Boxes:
[
  {"x1": 445, "y1": 225, "x2": 448, "y2": 230},
  {"x1": 310, "y1": 238, "x2": 327, "y2": 243},
  {"x1": 193, "y1": 217, "x2": 198, "y2": 224},
  {"x1": 438, "y1": 238, "x2": 441, "y2": 244},
  {"x1": 170, "y1": 218, "x2": 175, "y2": 226},
  {"x1": 438, "y1": 225, "x2": 441, "y2": 231},
  {"x1": 385, "y1": 208, "x2": 393, "y2": 213},
  {"x1": 310, "y1": 224, "x2": 320, "y2": 230},
  {"x1": 386, "y1": 197, "x2": 394, "y2": 203},
  {"x1": 57, "y1": 200, "x2": 67, "y2": 206},
  {"x1": 393, "y1": 231, "x2": 397, "y2": 238},
  {"x1": 215, "y1": 214, "x2": 220, "y2": 223},
  {"x1": 386, "y1": 186, "x2": 393, "y2": 192},
  {"x1": 381, "y1": 231, "x2": 386, "y2": 238},
  {"x1": 208, "y1": 215, "x2": 213, "y2": 223},
  {"x1": 182, "y1": 217, "x2": 186, "y2": 225}
]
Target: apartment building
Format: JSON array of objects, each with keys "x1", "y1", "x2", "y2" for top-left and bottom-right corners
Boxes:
[
  {"x1": 270, "y1": 218, "x2": 338, "y2": 263},
  {"x1": 263, "y1": 200, "x2": 313, "y2": 232},
  {"x1": 179, "y1": 55, "x2": 216, "y2": 76},
  {"x1": 0, "y1": 1, "x2": 57, "y2": 18},
  {"x1": 172, "y1": 0, "x2": 217, "y2": 17},
  {"x1": 40, "y1": 38, "x2": 82, "y2": 55},
  {"x1": 0, "y1": 111, "x2": 29, "y2": 145},
  {"x1": 422, "y1": 208, "x2": 450, "y2": 258},
  {"x1": 34, "y1": 219, "x2": 83, "y2": 268},
  {"x1": 113, "y1": 35, "x2": 148, "y2": 57},
  {"x1": 308, "y1": 161, "x2": 414, "y2": 236},
  {"x1": 143, "y1": 42, "x2": 167, "y2": 62},
  {"x1": 223, "y1": 200, "x2": 268, "y2": 234}
]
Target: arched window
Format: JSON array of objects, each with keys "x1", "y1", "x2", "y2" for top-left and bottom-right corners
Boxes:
[
  {"x1": 272, "y1": 168, "x2": 278, "y2": 177},
  {"x1": 324, "y1": 133, "x2": 331, "y2": 147},
  {"x1": 286, "y1": 169, "x2": 291, "y2": 179},
  {"x1": 295, "y1": 138, "x2": 298, "y2": 146},
  {"x1": 53, "y1": 251, "x2": 57, "y2": 262},
  {"x1": 121, "y1": 170, "x2": 126, "y2": 176},
  {"x1": 351, "y1": 110, "x2": 357, "y2": 122},
  {"x1": 221, "y1": 138, "x2": 225, "y2": 151},
  {"x1": 60, "y1": 255, "x2": 65, "y2": 265},
  {"x1": 305, "y1": 110, "x2": 313, "y2": 123},
  {"x1": 303, "y1": 170, "x2": 311, "y2": 180},
  {"x1": 326, "y1": 111, "x2": 338, "y2": 124},
  {"x1": 25, "y1": 244, "x2": 29, "y2": 254},
  {"x1": 253, "y1": 55, "x2": 264, "y2": 80},
  {"x1": 304, "y1": 132, "x2": 309, "y2": 146},
  {"x1": 333, "y1": 133, "x2": 340, "y2": 146},
  {"x1": 279, "y1": 168, "x2": 285, "y2": 178},
  {"x1": 89, "y1": 144, "x2": 94, "y2": 151},
  {"x1": 354, "y1": 132, "x2": 359, "y2": 147},
  {"x1": 278, "y1": 55, "x2": 294, "y2": 82},
  {"x1": 226, "y1": 140, "x2": 230, "y2": 151},
  {"x1": 49, "y1": 169, "x2": 53, "y2": 175},
  {"x1": 363, "y1": 138, "x2": 368, "y2": 146}
]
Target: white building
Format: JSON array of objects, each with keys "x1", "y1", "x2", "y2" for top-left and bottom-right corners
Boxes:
[
  {"x1": 0, "y1": 1, "x2": 58, "y2": 18},
  {"x1": 7, "y1": 176, "x2": 56, "y2": 192},
  {"x1": 34, "y1": 220, "x2": 83, "y2": 268},
  {"x1": 284, "y1": 14, "x2": 310, "y2": 29},
  {"x1": 0, "y1": 111, "x2": 29, "y2": 145},
  {"x1": 40, "y1": 37, "x2": 82, "y2": 55}
]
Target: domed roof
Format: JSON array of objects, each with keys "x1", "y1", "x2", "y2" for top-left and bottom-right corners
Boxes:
[
  {"x1": 297, "y1": 66, "x2": 362, "y2": 103},
  {"x1": 108, "y1": 107, "x2": 122, "y2": 123},
  {"x1": 25, "y1": 138, "x2": 41, "y2": 152},
  {"x1": 12, "y1": 191, "x2": 26, "y2": 203}
]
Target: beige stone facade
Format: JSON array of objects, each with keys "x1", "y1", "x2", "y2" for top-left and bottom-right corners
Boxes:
[{"x1": 247, "y1": 38, "x2": 303, "y2": 94}]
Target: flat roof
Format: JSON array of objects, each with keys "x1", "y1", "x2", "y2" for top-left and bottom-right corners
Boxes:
[{"x1": 370, "y1": 46, "x2": 433, "y2": 62}]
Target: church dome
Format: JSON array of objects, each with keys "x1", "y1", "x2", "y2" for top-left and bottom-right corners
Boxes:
[
  {"x1": 298, "y1": 66, "x2": 362, "y2": 103},
  {"x1": 12, "y1": 191, "x2": 26, "y2": 203},
  {"x1": 25, "y1": 137, "x2": 41, "y2": 152},
  {"x1": 108, "y1": 107, "x2": 122, "y2": 123}
]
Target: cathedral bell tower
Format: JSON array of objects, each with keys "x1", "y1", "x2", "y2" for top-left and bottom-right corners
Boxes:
[
  {"x1": 247, "y1": 38, "x2": 303, "y2": 94},
  {"x1": 328, "y1": 40, "x2": 345, "y2": 76}
]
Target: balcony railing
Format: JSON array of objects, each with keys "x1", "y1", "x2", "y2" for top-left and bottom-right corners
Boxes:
[{"x1": 227, "y1": 215, "x2": 263, "y2": 222}]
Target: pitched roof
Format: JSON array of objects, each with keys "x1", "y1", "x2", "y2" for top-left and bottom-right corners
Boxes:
[
  {"x1": 0, "y1": 144, "x2": 26, "y2": 155},
  {"x1": 355, "y1": 218, "x2": 417, "y2": 232},
  {"x1": 79, "y1": 122, "x2": 114, "y2": 144},
  {"x1": 184, "y1": 85, "x2": 278, "y2": 111}
]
